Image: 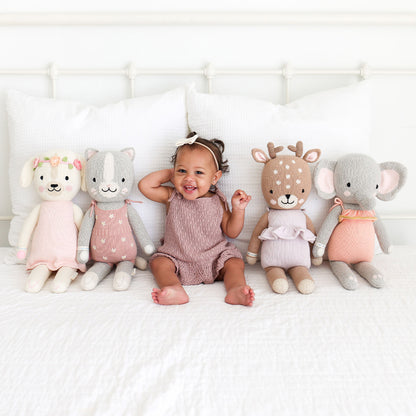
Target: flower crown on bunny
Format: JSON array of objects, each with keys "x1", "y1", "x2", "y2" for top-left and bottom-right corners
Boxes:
[
  {"x1": 247, "y1": 141, "x2": 321, "y2": 295},
  {"x1": 17, "y1": 150, "x2": 86, "y2": 293},
  {"x1": 77, "y1": 147, "x2": 155, "y2": 291}
]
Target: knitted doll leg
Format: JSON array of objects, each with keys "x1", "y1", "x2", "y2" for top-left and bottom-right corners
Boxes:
[
  {"x1": 353, "y1": 262, "x2": 384, "y2": 288},
  {"x1": 288, "y1": 266, "x2": 315, "y2": 294},
  {"x1": 329, "y1": 261, "x2": 358, "y2": 290},
  {"x1": 265, "y1": 267, "x2": 289, "y2": 294},
  {"x1": 81, "y1": 262, "x2": 113, "y2": 290},
  {"x1": 113, "y1": 261, "x2": 135, "y2": 291},
  {"x1": 26, "y1": 265, "x2": 52, "y2": 293},
  {"x1": 52, "y1": 267, "x2": 78, "y2": 293}
]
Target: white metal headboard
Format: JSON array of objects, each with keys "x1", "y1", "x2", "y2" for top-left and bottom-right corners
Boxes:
[{"x1": 0, "y1": 11, "x2": 415, "y2": 244}]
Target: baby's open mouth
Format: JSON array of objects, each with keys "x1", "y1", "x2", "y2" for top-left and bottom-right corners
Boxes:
[{"x1": 184, "y1": 185, "x2": 196, "y2": 193}]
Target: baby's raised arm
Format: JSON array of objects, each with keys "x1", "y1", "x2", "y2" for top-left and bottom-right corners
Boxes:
[
  {"x1": 221, "y1": 189, "x2": 251, "y2": 239},
  {"x1": 138, "y1": 169, "x2": 174, "y2": 204}
]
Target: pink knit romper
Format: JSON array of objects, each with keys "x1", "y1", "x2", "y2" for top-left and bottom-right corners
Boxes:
[
  {"x1": 150, "y1": 189, "x2": 242, "y2": 285},
  {"x1": 90, "y1": 203, "x2": 137, "y2": 266},
  {"x1": 327, "y1": 198, "x2": 377, "y2": 264}
]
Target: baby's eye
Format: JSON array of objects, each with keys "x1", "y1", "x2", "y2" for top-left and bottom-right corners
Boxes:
[
  {"x1": 196, "y1": 171, "x2": 204, "y2": 175},
  {"x1": 178, "y1": 169, "x2": 186, "y2": 173}
]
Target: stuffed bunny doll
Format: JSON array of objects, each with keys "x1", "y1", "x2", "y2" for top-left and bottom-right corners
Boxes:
[
  {"x1": 312, "y1": 153, "x2": 407, "y2": 290},
  {"x1": 77, "y1": 148, "x2": 155, "y2": 291},
  {"x1": 246, "y1": 141, "x2": 321, "y2": 294},
  {"x1": 17, "y1": 150, "x2": 86, "y2": 293}
]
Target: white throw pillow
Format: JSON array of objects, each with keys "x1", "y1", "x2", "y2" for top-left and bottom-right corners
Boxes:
[
  {"x1": 187, "y1": 82, "x2": 372, "y2": 254},
  {"x1": 6, "y1": 88, "x2": 189, "y2": 257}
]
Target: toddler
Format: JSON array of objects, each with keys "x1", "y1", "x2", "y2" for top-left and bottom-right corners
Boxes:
[{"x1": 138, "y1": 132, "x2": 255, "y2": 306}]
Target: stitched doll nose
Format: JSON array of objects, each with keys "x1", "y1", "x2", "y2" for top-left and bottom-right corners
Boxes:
[
  {"x1": 285, "y1": 194, "x2": 291, "y2": 200},
  {"x1": 50, "y1": 184, "x2": 59, "y2": 188}
]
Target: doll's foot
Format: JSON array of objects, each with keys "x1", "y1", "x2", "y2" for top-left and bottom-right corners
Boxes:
[
  {"x1": 151, "y1": 286, "x2": 189, "y2": 305},
  {"x1": 25, "y1": 265, "x2": 51, "y2": 293},
  {"x1": 113, "y1": 271, "x2": 132, "y2": 291},
  {"x1": 297, "y1": 278, "x2": 315, "y2": 295},
  {"x1": 52, "y1": 268, "x2": 78, "y2": 293},
  {"x1": 135, "y1": 256, "x2": 147, "y2": 271},
  {"x1": 272, "y1": 278, "x2": 289, "y2": 294},
  {"x1": 81, "y1": 271, "x2": 100, "y2": 291},
  {"x1": 225, "y1": 285, "x2": 255, "y2": 307}
]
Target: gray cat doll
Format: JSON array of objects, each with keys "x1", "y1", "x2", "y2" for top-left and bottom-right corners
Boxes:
[{"x1": 77, "y1": 148, "x2": 155, "y2": 290}]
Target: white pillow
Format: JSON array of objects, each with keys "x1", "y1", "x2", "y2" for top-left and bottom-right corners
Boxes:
[
  {"x1": 7, "y1": 88, "x2": 189, "y2": 256},
  {"x1": 187, "y1": 82, "x2": 372, "y2": 254}
]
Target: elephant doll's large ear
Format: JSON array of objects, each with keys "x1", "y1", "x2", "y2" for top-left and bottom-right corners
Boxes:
[
  {"x1": 313, "y1": 159, "x2": 337, "y2": 200},
  {"x1": 377, "y1": 161, "x2": 407, "y2": 201}
]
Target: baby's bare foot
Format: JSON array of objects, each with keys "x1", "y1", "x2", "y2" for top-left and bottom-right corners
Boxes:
[
  {"x1": 225, "y1": 285, "x2": 255, "y2": 307},
  {"x1": 151, "y1": 286, "x2": 189, "y2": 305}
]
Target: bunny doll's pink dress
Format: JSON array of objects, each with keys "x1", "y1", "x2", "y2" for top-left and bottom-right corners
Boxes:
[
  {"x1": 26, "y1": 200, "x2": 86, "y2": 272},
  {"x1": 150, "y1": 189, "x2": 242, "y2": 285}
]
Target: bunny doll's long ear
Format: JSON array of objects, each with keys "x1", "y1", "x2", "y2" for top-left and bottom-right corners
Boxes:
[
  {"x1": 20, "y1": 157, "x2": 37, "y2": 188},
  {"x1": 78, "y1": 157, "x2": 87, "y2": 192}
]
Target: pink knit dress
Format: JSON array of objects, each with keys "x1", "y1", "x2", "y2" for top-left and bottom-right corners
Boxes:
[
  {"x1": 150, "y1": 189, "x2": 242, "y2": 285},
  {"x1": 327, "y1": 199, "x2": 377, "y2": 264},
  {"x1": 26, "y1": 200, "x2": 86, "y2": 272}
]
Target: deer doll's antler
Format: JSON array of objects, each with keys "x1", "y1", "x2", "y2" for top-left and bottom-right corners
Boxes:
[
  {"x1": 267, "y1": 142, "x2": 284, "y2": 159},
  {"x1": 287, "y1": 141, "x2": 303, "y2": 158}
]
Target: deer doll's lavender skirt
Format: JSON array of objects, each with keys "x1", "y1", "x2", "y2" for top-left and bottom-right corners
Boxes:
[{"x1": 259, "y1": 210, "x2": 315, "y2": 270}]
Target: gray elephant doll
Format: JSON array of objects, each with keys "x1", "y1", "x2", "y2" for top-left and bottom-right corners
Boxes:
[
  {"x1": 77, "y1": 148, "x2": 155, "y2": 291},
  {"x1": 312, "y1": 153, "x2": 407, "y2": 290}
]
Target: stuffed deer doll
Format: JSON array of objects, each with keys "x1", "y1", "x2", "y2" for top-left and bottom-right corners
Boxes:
[
  {"x1": 247, "y1": 141, "x2": 321, "y2": 294},
  {"x1": 312, "y1": 153, "x2": 407, "y2": 290}
]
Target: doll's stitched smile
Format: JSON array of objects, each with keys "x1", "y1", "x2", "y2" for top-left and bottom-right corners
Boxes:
[{"x1": 48, "y1": 184, "x2": 62, "y2": 192}]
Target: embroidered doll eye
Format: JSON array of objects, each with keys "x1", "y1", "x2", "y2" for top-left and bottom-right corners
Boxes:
[
  {"x1": 269, "y1": 190, "x2": 273, "y2": 194},
  {"x1": 40, "y1": 175, "x2": 44, "y2": 180},
  {"x1": 121, "y1": 178, "x2": 125, "y2": 182},
  {"x1": 302, "y1": 189, "x2": 305, "y2": 193},
  {"x1": 65, "y1": 176, "x2": 69, "y2": 181},
  {"x1": 376, "y1": 184, "x2": 379, "y2": 189},
  {"x1": 92, "y1": 178, "x2": 96, "y2": 183},
  {"x1": 347, "y1": 182, "x2": 351, "y2": 187}
]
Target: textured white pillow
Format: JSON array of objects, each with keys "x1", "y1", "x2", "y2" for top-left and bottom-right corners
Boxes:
[
  {"x1": 7, "y1": 88, "x2": 188, "y2": 253},
  {"x1": 187, "y1": 82, "x2": 372, "y2": 254}
]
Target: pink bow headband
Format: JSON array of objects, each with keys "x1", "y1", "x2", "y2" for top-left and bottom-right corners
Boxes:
[
  {"x1": 175, "y1": 133, "x2": 220, "y2": 170},
  {"x1": 33, "y1": 155, "x2": 82, "y2": 171}
]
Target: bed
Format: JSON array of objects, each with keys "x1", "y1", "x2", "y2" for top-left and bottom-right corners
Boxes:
[
  {"x1": 0, "y1": 9, "x2": 415, "y2": 416},
  {"x1": 1, "y1": 246, "x2": 416, "y2": 415}
]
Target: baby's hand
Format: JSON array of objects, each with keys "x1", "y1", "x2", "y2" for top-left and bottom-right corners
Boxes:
[{"x1": 231, "y1": 190, "x2": 251, "y2": 211}]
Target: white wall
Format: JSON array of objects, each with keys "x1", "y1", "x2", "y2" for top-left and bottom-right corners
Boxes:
[{"x1": 0, "y1": 2, "x2": 415, "y2": 245}]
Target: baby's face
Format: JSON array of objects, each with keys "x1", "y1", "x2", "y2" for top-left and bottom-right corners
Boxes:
[{"x1": 172, "y1": 146, "x2": 222, "y2": 200}]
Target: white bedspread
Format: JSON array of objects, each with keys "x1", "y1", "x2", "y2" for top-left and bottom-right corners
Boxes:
[{"x1": 1, "y1": 247, "x2": 415, "y2": 416}]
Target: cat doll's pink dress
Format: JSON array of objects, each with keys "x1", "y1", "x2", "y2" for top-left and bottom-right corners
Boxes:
[
  {"x1": 150, "y1": 189, "x2": 242, "y2": 285},
  {"x1": 26, "y1": 200, "x2": 86, "y2": 272},
  {"x1": 89, "y1": 202, "x2": 137, "y2": 266},
  {"x1": 327, "y1": 198, "x2": 377, "y2": 263}
]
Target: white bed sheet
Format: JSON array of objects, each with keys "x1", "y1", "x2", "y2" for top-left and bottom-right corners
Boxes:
[{"x1": 1, "y1": 246, "x2": 415, "y2": 416}]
